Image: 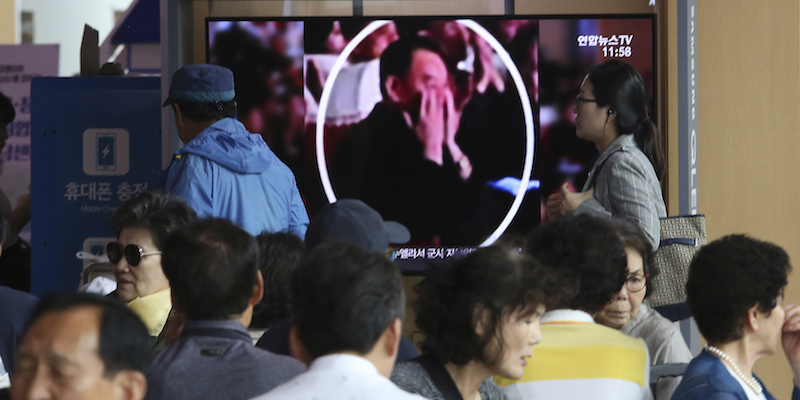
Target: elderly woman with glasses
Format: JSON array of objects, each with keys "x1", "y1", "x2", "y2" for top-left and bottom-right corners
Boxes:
[
  {"x1": 594, "y1": 219, "x2": 692, "y2": 400},
  {"x1": 108, "y1": 190, "x2": 196, "y2": 344}
]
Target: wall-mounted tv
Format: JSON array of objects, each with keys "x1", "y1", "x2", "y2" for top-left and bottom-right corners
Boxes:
[{"x1": 206, "y1": 15, "x2": 656, "y2": 267}]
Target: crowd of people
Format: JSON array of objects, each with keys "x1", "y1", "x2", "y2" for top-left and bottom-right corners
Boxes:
[{"x1": 1, "y1": 35, "x2": 800, "y2": 400}]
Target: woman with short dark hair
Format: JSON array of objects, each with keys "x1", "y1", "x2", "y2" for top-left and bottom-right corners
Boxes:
[
  {"x1": 672, "y1": 234, "x2": 800, "y2": 399},
  {"x1": 391, "y1": 246, "x2": 548, "y2": 400}
]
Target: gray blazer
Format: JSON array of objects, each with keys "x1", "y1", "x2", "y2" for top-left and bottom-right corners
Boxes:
[{"x1": 577, "y1": 134, "x2": 666, "y2": 249}]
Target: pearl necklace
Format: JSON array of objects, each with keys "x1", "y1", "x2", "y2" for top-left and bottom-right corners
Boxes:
[{"x1": 704, "y1": 344, "x2": 763, "y2": 395}]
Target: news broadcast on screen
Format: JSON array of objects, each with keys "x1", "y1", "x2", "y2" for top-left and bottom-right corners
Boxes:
[{"x1": 206, "y1": 15, "x2": 655, "y2": 269}]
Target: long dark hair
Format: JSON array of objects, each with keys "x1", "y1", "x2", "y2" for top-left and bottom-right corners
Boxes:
[{"x1": 587, "y1": 60, "x2": 664, "y2": 180}]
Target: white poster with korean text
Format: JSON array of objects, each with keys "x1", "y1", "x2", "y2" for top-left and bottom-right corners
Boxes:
[{"x1": 0, "y1": 44, "x2": 59, "y2": 241}]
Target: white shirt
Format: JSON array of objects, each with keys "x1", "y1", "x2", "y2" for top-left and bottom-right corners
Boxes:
[
  {"x1": 251, "y1": 353, "x2": 425, "y2": 400},
  {"x1": 0, "y1": 355, "x2": 9, "y2": 389}
]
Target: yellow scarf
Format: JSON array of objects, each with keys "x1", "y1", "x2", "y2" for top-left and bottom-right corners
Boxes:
[{"x1": 128, "y1": 288, "x2": 172, "y2": 337}]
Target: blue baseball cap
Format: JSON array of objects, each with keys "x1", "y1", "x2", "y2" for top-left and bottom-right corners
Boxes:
[
  {"x1": 305, "y1": 199, "x2": 411, "y2": 253},
  {"x1": 163, "y1": 64, "x2": 236, "y2": 107}
]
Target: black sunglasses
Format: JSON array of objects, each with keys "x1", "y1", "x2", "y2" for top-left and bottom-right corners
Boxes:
[{"x1": 106, "y1": 242, "x2": 161, "y2": 266}]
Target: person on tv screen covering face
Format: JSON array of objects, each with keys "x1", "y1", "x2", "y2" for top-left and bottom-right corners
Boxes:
[
  {"x1": 545, "y1": 60, "x2": 666, "y2": 250},
  {"x1": 333, "y1": 36, "x2": 494, "y2": 246}
]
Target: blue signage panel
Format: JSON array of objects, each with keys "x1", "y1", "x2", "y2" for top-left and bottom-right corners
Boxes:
[{"x1": 31, "y1": 77, "x2": 161, "y2": 296}]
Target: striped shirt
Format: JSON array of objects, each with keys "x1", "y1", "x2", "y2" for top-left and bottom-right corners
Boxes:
[
  {"x1": 577, "y1": 133, "x2": 666, "y2": 250},
  {"x1": 495, "y1": 309, "x2": 652, "y2": 400}
]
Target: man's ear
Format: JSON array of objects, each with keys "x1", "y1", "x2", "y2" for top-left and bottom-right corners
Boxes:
[
  {"x1": 172, "y1": 104, "x2": 185, "y2": 128},
  {"x1": 383, "y1": 318, "x2": 402, "y2": 358},
  {"x1": 250, "y1": 270, "x2": 265, "y2": 306},
  {"x1": 113, "y1": 370, "x2": 147, "y2": 400},
  {"x1": 384, "y1": 75, "x2": 404, "y2": 104}
]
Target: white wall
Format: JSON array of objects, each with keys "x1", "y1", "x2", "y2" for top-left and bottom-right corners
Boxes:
[{"x1": 20, "y1": 0, "x2": 134, "y2": 76}]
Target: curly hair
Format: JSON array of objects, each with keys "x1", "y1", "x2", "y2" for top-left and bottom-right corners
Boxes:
[
  {"x1": 687, "y1": 234, "x2": 791, "y2": 344},
  {"x1": 110, "y1": 190, "x2": 197, "y2": 250},
  {"x1": 524, "y1": 214, "x2": 627, "y2": 313},
  {"x1": 415, "y1": 246, "x2": 549, "y2": 366}
]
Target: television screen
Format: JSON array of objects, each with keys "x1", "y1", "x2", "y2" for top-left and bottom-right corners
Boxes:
[{"x1": 206, "y1": 15, "x2": 656, "y2": 268}]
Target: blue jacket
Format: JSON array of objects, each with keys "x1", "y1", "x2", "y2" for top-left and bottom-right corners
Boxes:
[
  {"x1": 165, "y1": 118, "x2": 308, "y2": 238},
  {"x1": 671, "y1": 351, "x2": 800, "y2": 400}
]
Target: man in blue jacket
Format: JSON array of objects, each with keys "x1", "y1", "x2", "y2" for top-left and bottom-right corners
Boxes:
[{"x1": 163, "y1": 64, "x2": 309, "y2": 238}]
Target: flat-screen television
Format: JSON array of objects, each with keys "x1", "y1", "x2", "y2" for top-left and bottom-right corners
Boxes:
[{"x1": 206, "y1": 15, "x2": 656, "y2": 269}]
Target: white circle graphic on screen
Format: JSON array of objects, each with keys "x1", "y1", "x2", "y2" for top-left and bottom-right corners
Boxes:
[{"x1": 315, "y1": 19, "x2": 535, "y2": 247}]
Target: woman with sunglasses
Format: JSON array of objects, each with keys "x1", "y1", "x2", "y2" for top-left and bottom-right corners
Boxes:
[
  {"x1": 545, "y1": 60, "x2": 666, "y2": 250},
  {"x1": 594, "y1": 219, "x2": 691, "y2": 400},
  {"x1": 108, "y1": 190, "x2": 196, "y2": 344}
]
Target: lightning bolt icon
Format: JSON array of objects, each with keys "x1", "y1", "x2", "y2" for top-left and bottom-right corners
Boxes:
[{"x1": 101, "y1": 145, "x2": 111, "y2": 159}]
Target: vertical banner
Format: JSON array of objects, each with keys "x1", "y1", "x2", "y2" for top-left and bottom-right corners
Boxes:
[
  {"x1": 0, "y1": 44, "x2": 59, "y2": 242},
  {"x1": 677, "y1": 0, "x2": 701, "y2": 355},
  {"x1": 678, "y1": 0, "x2": 698, "y2": 215}
]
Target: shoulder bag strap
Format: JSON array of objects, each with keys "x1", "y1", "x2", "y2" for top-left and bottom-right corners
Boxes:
[
  {"x1": 586, "y1": 148, "x2": 624, "y2": 189},
  {"x1": 416, "y1": 354, "x2": 464, "y2": 400}
]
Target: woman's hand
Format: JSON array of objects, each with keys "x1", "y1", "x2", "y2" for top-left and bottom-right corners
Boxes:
[
  {"x1": 559, "y1": 182, "x2": 594, "y2": 215},
  {"x1": 782, "y1": 304, "x2": 800, "y2": 386}
]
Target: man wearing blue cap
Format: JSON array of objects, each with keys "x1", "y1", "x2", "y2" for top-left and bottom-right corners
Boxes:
[{"x1": 163, "y1": 64, "x2": 309, "y2": 238}]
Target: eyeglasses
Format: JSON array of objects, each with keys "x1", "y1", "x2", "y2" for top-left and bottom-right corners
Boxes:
[
  {"x1": 624, "y1": 273, "x2": 649, "y2": 293},
  {"x1": 106, "y1": 242, "x2": 161, "y2": 266},
  {"x1": 384, "y1": 247, "x2": 397, "y2": 261},
  {"x1": 576, "y1": 96, "x2": 601, "y2": 107}
]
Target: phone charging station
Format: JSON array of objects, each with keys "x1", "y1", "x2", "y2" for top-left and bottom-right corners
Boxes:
[{"x1": 31, "y1": 76, "x2": 162, "y2": 296}]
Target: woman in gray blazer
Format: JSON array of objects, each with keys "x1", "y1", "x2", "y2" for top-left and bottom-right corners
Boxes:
[{"x1": 546, "y1": 60, "x2": 666, "y2": 249}]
